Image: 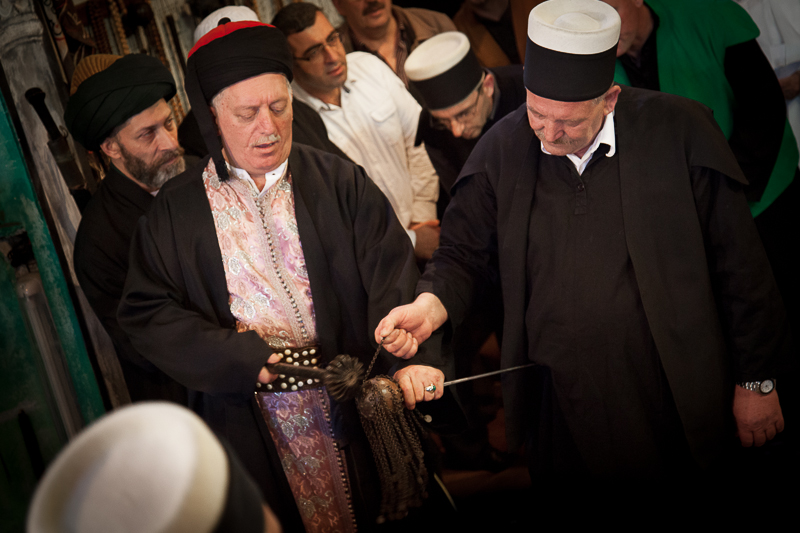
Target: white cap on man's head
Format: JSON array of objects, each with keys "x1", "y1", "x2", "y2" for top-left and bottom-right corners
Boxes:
[
  {"x1": 406, "y1": 32, "x2": 484, "y2": 111},
  {"x1": 524, "y1": 0, "x2": 620, "y2": 101},
  {"x1": 27, "y1": 402, "x2": 231, "y2": 533},
  {"x1": 193, "y1": 5, "x2": 260, "y2": 43}
]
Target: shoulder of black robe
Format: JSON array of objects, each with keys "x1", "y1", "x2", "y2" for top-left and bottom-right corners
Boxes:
[
  {"x1": 177, "y1": 101, "x2": 352, "y2": 162},
  {"x1": 177, "y1": 110, "x2": 208, "y2": 159},
  {"x1": 486, "y1": 64, "x2": 526, "y2": 128},
  {"x1": 74, "y1": 166, "x2": 155, "y2": 369},
  {"x1": 75, "y1": 166, "x2": 188, "y2": 402}
]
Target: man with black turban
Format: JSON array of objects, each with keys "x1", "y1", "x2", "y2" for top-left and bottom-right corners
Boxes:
[
  {"x1": 67, "y1": 53, "x2": 188, "y2": 404},
  {"x1": 118, "y1": 21, "x2": 448, "y2": 531}
]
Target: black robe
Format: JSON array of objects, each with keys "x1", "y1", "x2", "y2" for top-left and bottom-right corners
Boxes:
[
  {"x1": 118, "y1": 144, "x2": 448, "y2": 530},
  {"x1": 419, "y1": 87, "x2": 791, "y2": 472},
  {"x1": 73, "y1": 165, "x2": 187, "y2": 403}
]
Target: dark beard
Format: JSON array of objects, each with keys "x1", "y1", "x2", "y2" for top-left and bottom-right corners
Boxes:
[{"x1": 117, "y1": 142, "x2": 186, "y2": 190}]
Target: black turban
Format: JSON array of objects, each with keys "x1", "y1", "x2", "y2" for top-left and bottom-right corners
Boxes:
[
  {"x1": 65, "y1": 54, "x2": 176, "y2": 151},
  {"x1": 185, "y1": 21, "x2": 294, "y2": 181}
]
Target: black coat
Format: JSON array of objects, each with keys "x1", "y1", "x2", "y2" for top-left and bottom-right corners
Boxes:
[
  {"x1": 118, "y1": 144, "x2": 448, "y2": 529},
  {"x1": 420, "y1": 87, "x2": 791, "y2": 468},
  {"x1": 73, "y1": 165, "x2": 187, "y2": 403}
]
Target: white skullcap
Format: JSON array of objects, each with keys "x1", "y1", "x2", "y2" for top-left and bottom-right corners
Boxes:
[
  {"x1": 27, "y1": 402, "x2": 229, "y2": 533},
  {"x1": 524, "y1": 0, "x2": 620, "y2": 101},
  {"x1": 193, "y1": 6, "x2": 260, "y2": 44},
  {"x1": 406, "y1": 32, "x2": 484, "y2": 110}
]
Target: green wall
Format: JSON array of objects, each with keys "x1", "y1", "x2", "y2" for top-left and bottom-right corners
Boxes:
[{"x1": 0, "y1": 85, "x2": 104, "y2": 532}]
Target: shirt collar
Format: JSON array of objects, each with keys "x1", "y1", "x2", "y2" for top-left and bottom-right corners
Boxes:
[
  {"x1": 226, "y1": 159, "x2": 288, "y2": 199},
  {"x1": 540, "y1": 110, "x2": 616, "y2": 175},
  {"x1": 292, "y1": 76, "x2": 350, "y2": 112}
]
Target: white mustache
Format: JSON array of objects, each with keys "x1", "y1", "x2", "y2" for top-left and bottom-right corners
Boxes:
[{"x1": 252, "y1": 134, "x2": 281, "y2": 146}]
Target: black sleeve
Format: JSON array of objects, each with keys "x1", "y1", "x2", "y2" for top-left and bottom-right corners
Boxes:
[
  {"x1": 119, "y1": 203, "x2": 270, "y2": 395},
  {"x1": 418, "y1": 170, "x2": 499, "y2": 328},
  {"x1": 724, "y1": 39, "x2": 787, "y2": 202},
  {"x1": 691, "y1": 165, "x2": 791, "y2": 380}
]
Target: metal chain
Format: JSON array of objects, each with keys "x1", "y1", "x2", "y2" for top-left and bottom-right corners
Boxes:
[{"x1": 362, "y1": 336, "x2": 385, "y2": 383}]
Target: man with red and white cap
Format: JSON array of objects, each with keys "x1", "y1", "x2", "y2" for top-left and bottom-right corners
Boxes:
[
  {"x1": 119, "y1": 20, "x2": 447, "y2": 531},
  {"x1": 376, "y1": 0, "x2": 790, "y2": 483}
]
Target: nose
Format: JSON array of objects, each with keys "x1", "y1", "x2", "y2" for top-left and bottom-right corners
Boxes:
[
  {"x1": 156, "y1": 126, "x2": 180, "y2": 152},
  {"x1": 322, "y1": 43, "x2": 337, "y2": 62},
  {"x1": 257, "y1": 110, "x2": 277, "y2": 133},
  {"x1": 540, "y1": 120, "x2": 563, "y2": 142},
  {"x1": 450, "y1": 120, "x2": 465, "y2": 138}
]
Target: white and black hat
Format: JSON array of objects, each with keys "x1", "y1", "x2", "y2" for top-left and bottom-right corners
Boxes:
[
  {"x1": 405, "y1": 32, "x2": 484, "y2": 111},
  {"x1": 27, "y1": 402, "x2": 266, "y2": 533},
  {"x1": 524, "y1": 0, "x2": 620, "y2": 101}
]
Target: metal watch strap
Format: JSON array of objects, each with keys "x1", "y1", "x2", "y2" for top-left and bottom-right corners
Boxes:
[{"x1": 737, "y1": 379, "x2": 775, "y2": 394}]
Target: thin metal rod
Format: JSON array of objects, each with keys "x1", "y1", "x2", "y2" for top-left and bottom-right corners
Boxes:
[{"x1": 443, "y1": 363, "x2": 537, "y2": 387}]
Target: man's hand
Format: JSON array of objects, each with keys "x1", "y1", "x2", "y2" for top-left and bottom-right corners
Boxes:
[
  {"x1": 375, "y1": 293, "x2": 449, "y2": 359},
  {"x1": 779, "y1": 70, "x2": 800, "y2": 101},
  {"x1": 733, "y1": 385, "x2": 784, "y2": 447},
  {"x1": 411, "y1": 221, "x2": 440, "y2": 261},
  {"x1": 257, "y1": 353, "x2": 283, "y2": 384},
  {"x1": 394, "y1": 365, "x2": 444, "y2": 410}
]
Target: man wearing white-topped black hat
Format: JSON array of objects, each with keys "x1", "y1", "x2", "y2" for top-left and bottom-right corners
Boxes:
[
  {"x1": 376, "y1": 0, "x2": 791, "y2": 481},
  {"x1": 405, "y1": 31, "x2": 525, "y2": 212}
]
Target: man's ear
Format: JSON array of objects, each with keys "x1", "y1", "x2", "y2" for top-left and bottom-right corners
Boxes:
[
  {"x1": 100, "y1": 136, "x2": 122, "y2": 161},
  {"x1": 604, "y1": 85, "x2": 622, "y2": 115},
  {"x1": 483, "y1": 72, "x2": 496, "y2": 100}
]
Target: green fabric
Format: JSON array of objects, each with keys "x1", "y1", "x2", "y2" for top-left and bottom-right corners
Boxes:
[{"x1": 614, "y1": 0, "x2": 798, "y2": 217}]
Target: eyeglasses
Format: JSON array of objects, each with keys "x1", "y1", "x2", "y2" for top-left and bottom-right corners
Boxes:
[
  {"x1": 431, "y1": 78, "x2": 485, "y2": 131},
  {"x1": 294, "y1": 31, "x2": 343, "y2": 63}
]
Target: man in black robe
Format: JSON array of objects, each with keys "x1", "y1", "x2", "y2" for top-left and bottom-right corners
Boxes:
[
  {"x1": 66, "y1": 54, "x2": 188, "y2": 404},
  {"x1": 376, "y1": 0, "x2": 790, "y2": 488},
  {"x1": 405, "y1": 31, "x2": 526, "y2": 215},
  {"x1": 118, "y1": 21, "x2": 448, "y2": 531}
]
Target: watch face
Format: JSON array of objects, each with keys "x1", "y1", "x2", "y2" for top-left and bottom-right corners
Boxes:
[{"x1": 760, "y1": 380, "x2": 775, "y2": 394}]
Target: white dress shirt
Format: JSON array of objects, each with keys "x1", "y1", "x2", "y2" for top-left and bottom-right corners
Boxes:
[{"x1": 293, "y1": 52, "x2": 439, "y2": 232}]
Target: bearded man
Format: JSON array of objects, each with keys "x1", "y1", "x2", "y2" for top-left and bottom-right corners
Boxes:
[
  {"x1": 118, "y1": 21, "x2": 447, "y2": 532},
  {"x1": 66, "y1": 54, "x2": 188, "y2": 403},
  {"x1": 377, "y1": 0, "x2": 791, "y2": 495}
]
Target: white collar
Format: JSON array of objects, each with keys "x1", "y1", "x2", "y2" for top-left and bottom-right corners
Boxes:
[
  {"x1": 226, "y1": 159, "x2": 289, "y2": 199},
  {"x1": 540, "y1": 110, "x2": 616, "y2": 175}
]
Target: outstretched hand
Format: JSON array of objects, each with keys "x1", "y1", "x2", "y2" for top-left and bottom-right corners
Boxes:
[
  {"x1": 733, "y1": 386, "x2": 784, "y2": 447},
  {"x1": 394, "y1": 365, "x2": 444, "y2": 409},
  {"x1": 375, "y1": 293, "x2": 449, "y2": 359}
]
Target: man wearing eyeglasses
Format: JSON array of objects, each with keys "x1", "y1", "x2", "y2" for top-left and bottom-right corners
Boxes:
[
  {"x1": 406, "y1": 31, "x2": 526, "y2": 214},
  {"x1": 272, "y1": 3, "x2": 441, "y2": 261}
]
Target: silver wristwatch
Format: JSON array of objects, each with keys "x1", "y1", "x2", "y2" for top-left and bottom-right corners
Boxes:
[{"x1": 737, "y1": 379, "x2": 776, "y2": 395}]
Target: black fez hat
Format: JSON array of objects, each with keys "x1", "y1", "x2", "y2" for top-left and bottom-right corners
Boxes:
[
  {"x1": 405, "y1": 32, "x2": 484, "y2": 111},
  {"x1": 185, "y1": 21, "x2": 293, "y2": 182},
  {"x1": 65, "y1": 54, "x2": 176, "y2": 151},
  {"x1": 524, "y1": 0, "x2": 620, "y2": 102}
]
